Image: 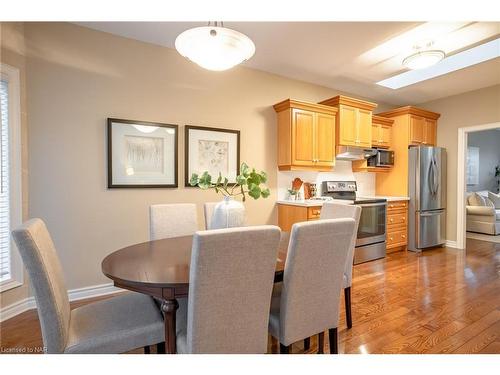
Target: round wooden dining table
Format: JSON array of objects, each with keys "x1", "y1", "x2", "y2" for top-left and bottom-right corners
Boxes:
[{"x1": 101, "y1": 232, "x2": 290, "y2": 354}]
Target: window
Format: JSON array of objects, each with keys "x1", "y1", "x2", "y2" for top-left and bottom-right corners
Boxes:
[{"x1": 0, "y1": 63, "x2": 23, "y2": 291}]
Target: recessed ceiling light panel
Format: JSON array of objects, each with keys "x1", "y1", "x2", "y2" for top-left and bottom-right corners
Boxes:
[{"x1": 377, "y1": 37, "x2": 500, "y2": 89}]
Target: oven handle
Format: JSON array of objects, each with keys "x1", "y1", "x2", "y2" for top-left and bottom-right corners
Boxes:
[{"x1": 355, "y1": 202, "x2": 387, "y2": 208}]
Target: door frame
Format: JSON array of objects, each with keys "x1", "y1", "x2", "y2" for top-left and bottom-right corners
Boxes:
[{"x1": 456, "y1": 121, "x2": 500, "y2": 249}]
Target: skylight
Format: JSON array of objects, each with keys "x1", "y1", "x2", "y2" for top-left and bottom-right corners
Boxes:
[{"x1": 376, "y1": 38, "x2": 500, "y2": 89}]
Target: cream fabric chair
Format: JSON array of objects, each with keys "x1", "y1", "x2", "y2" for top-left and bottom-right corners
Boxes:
[
  {"x1": 149, "y1": 203, "x2": 198, "y2": 240},
  {"x1": 319, "y1": 202, "x2": 362, "y2": 329},
  {"x1": 269, "y1": 218, "x2": 355, "y2": 354},
  {"x1": 175, "y1": 225, "x2": 281, "y2": 353},
  {"x1": 466, "y1": 191, "x2": 500, "y2": 235},
  {"x1": 203, "y1": 202, "x2": 218, "y2": 230},
  {"x1": 11, "y1": 218, "x2": 164, "y2": 354}
]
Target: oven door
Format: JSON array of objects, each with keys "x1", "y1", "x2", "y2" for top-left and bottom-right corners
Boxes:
[{"x1": 356, "y1": 202, "x2": 387, "y2": 246}]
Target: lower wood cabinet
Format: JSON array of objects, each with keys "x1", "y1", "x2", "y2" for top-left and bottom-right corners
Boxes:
[
  {"x1": 277, "y1": 204, "x2": 321, "y2": 232},
  {"x1": 278, "y1": 200, "x2": 409, "y2": 254},
  {"x1": 386, "y1": 200, "x2": 408, "y2": 253}
]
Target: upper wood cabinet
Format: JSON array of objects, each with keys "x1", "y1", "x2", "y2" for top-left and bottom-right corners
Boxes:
[
  {"x1": 375, "y1": 106, "x2": 441, "y2": 196},
  {"x1": 371, "y1": 115, "x2": 393, "y2": 149},
  {"x1": 319, "y1": 95, "x2": 377, "y2": 149},
  {"x1": 274, "y1": 99, "x2": 337, "y2": 171}
]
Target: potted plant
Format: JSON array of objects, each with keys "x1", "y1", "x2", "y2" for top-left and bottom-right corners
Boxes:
[
  {"x1": 190, "y1": 162, "x2": 270, "y2": 229},
  {"x1": 495, "y1": 165, "x2": 500, "y2": 193}
]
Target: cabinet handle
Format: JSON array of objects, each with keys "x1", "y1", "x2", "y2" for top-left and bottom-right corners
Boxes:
[
  {"x1": 389, "y1": 237, "x2": 393, "y2": 241},
  {"x1": 390, "y1": 218, "x2": 394, "y2": 223},
  {"x1": 401, "y1": 234, "x2": 406, "y2": 239},
  {"x1": 402, "y1": 217, "x2": 405, "y2": 221},
  {"x1": 389, "y1": 204, "x2": 394, "y2": 208}
]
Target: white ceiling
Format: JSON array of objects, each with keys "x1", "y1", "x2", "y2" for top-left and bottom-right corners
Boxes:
[{"x1": 77, "y1": 22, "x2": 500, "y2": 105}]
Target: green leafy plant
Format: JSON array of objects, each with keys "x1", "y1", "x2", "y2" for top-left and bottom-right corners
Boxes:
[{"x1": 189, "y1": 162, "x2": 271, "y2": 202}]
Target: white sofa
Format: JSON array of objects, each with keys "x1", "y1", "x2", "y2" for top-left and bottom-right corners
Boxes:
[{"x1": 466, "y1": 191, "x2": 500, "y2": 235}]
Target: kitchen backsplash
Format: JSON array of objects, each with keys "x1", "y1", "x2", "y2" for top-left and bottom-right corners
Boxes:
[{"x1": 277, "y1": 160, "x2": 375, "y2": 200}]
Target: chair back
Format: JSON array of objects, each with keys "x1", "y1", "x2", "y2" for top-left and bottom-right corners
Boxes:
[
  {"x1": 186, "y1": 225, "x2": 281, "y2": 353},
  {"x1": 203, "y1": 202, "x2": 218, "y2": 230},
  {"x1": 320, "y1": 202, "x2": 361, "y2": 287},
  {"x1": 149, "y1": 203, "x2": 198, "y2": 240},
  {"x1": 279, "y1": 219, "x2": 355, "y2": 345},
  {"x1": 11, "y1": 218, "x2": 70, "y2": 353}
]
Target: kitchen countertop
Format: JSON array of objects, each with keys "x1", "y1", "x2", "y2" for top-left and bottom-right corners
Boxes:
[{"x1": 277, "y1": 195, "x2": 409, "y2": 207}]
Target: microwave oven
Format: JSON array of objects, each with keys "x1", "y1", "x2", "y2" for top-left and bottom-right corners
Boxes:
[{"x1": 367, "y1": 149, "x2": 394, "y2": 167}]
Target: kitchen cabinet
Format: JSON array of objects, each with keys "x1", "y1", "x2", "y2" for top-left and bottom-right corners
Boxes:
[
  {"x1": 319, "y1": 95, "x2": 377, "y2": 149},
  {"x1": 274, "y1": 99, "x2": 337, "y2": 171},
  {"x1": 386, "y1": 200, "x2": 408, "y2": 253},
  {"x1": 375, "y1": 106, "x2": 440, "y2": 197},
  {"x1": 409, "y1": 115, "x2": 437, "y2": 146},
  {"x1": 277, "y1": 204, "x2": 321, "y2": 232},
  {"x1": 371, "y1": 115, "x2": 393, "y2": 149}
]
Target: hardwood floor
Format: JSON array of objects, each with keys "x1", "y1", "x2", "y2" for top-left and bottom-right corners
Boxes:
[{"x1": 1, "y1": 238, "x2": 498, "y2": 354}]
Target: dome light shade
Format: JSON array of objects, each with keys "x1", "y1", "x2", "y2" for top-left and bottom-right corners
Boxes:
[
  {"x1": 175, "y1": 26, "x2": 255, "y2": 71},
  {"x1": 402, "y1": 50, "x2": 445, "y2": 70}
]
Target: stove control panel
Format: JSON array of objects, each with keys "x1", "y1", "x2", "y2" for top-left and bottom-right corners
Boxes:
[{"x1": 323, "y1": 181, "x2": 357, "y2": 192}]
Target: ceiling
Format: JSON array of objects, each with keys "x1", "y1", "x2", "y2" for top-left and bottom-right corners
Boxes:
[{"x1": 77, "y1": 22, "x2": 500, "y2": 105}]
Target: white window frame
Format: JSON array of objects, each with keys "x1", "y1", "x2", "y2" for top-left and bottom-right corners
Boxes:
[{"x1": 0, "y1": 63, "x2": 23, "y2": 291}]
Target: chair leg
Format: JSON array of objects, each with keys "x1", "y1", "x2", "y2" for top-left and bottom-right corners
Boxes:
[
  {"x1": 318, "y1": 332, "x2": 324, "y2": 354},
  {"x1": 304, "y1": 337, "x2": 311, "y2": 351},
  {"x1": 280, "y1": 343, "x2": 290, "y2": 354},
  {"x1": 329, "y1": 328, "x2": 338, "y2": 354},
  {"x1": 156, "y1": 342, "x2": 165, "y2": 354},
  {"x1": 144, "y1": 346, "x2": 151, "y2": 354},
  {"x1": 345, "y1": 286, "x2": 352, "y2": 329}
]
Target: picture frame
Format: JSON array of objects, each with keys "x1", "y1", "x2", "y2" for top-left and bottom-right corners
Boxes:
[
  {"x1": 184, "y1": 125, "x2": 240, "y2": 187},
  {"x1": 107, "y1": 118, "x2": 178, "y2": 188}
]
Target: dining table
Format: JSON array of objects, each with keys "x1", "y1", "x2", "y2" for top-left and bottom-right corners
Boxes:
[{"x1": 101, "y1": 232, "x2": 290, "y2": 354}]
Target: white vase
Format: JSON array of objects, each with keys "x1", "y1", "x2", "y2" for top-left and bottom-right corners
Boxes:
[{"x1": 210, "y1": 196, "x2": 246, "y2": 229}]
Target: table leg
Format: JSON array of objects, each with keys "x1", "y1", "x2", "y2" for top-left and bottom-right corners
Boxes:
[{"x1": 161, "y1": 298, "x2": 179, "y2": 354}]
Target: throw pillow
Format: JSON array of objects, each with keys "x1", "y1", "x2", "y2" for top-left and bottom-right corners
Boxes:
[
  {"x1": 468, "y1": 192, "x2": 487, "y2": 206},
  {"x1": 488, "y1": 191, "x2": 500, "y2": 209}
]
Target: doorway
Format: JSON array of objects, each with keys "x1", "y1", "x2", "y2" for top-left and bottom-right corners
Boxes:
[{"x1": 457, "y1": 122, "x2": 500, "y2": 249}]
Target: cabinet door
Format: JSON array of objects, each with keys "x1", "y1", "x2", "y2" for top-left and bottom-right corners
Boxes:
[
  {"x1": 291, "y1": 109, "x2": 315, "y2": 166},
  {"x1": 371, "y1": 124, "x2": 381, "y2": 146},
  {"x1": 357, "y1": 109, "x2": 372, "y2": 147},
  {"x1": 315, "y1": 113, "x2": 335, "y2": 167},
  {"x1": 423, "y1": 119, "x2": 436, "y2": 145},
  {"x1": 338, "y1": 105, "x2": 357, "y2": 146},
  {"x1": 379, "y1": 124, "x2": 392, "y2": 148},
  {"x1": 409, "y1": 115, "x2": 424, "y2": 145}
]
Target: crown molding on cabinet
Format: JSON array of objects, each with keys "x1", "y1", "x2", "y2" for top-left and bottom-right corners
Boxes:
[{"x1": 377, "y1": 106, "x2": 441, "y2": 120}]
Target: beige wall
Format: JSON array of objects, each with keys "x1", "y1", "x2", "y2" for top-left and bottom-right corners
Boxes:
[
  {"x1": 419, "y1": 84, "x2": 500, "y2": 243},
  {"x1": 0, "y1": 22, "x2": 31, "y2": 308},
  {"x1": 4, "y1": 22, "x2": 391, "y2": 297}
]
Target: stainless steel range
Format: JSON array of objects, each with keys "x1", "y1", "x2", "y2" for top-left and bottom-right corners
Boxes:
[{"x1": 322, "y1": 181, "x2": 387, "y2": 264}]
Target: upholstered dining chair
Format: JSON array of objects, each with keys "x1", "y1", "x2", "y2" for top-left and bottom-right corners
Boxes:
[
  {"x1": 175, "y1": 225, "x2": 281, "y2": 353},
  {"x1": 269, "y1": 218, "x2": 355, "y2": 354},
  {"x1": 149, "y1": 203, "x2": 198, "y2": 240},
  {"x1": 11, "y1": 218, "x2": 165, "y2": 354},
  {"x1": 203, "y1": 202, "x2": 218, "y2": 230},
  {"x1": 319, "y1": 202, "x2": 361, "y2": 329}
]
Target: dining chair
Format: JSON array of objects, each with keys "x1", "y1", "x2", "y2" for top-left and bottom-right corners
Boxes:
[
  {"x1": 203, "y1": 202, "x2": 218, "y2": 230},
  {"x1": 319, "y1": 202, "x2": 361, "y2": 329},
  {"x1": 11, "y1": 218, "x2": 165, "y2": 354},
  {"x1": 269, "y1": 218, "x2": 355, "y2": 354},
  {"x1": 149, "y1": 203, "x2": 198, "y2": 240},
  {"x1": 175, "y1": 225, "x2": 281, "y2": 353}
]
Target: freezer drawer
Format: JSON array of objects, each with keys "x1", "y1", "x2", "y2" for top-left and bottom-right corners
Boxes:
[{"x1": 416, "y1": 209, "x2": 446, "y2": 249}]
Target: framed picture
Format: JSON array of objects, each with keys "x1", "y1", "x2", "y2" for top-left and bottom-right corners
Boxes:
[
  {"x1": 466, "y1": 146, "x2": 479, "y2": 186},
  {"x1": 185, "y1": 125, "x2": 240, "y2": 187},
  {"x1": 107, "y1": 118, "x2": 178, "y2": 188}
]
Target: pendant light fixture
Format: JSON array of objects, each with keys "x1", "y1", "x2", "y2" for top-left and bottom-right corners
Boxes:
[
  {"x1": 175, "y1": 22, "x2": 255, "y2": 71},
  {"x1": 402, "y1": 41, "x2": 445, "y2": 70}
]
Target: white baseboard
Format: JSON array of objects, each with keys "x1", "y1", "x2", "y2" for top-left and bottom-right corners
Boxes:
[
  {"x1": 445, "y1": 240, "x2": 460, "y2": 249},
  {"x1": 0, "y1": 283, "x2": 126, "y2": 323}
]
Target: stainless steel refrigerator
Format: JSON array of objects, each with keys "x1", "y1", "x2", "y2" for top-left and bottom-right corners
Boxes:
[{"x1": 408, "y1": 146, "x2": 447, "y2": 252}]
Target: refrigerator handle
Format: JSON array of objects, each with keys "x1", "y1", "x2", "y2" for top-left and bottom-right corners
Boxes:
[
  {"x1": 428, "y1": 159, "x2": 435, "y2": 196},
  {"x1": 433, "y1": 158, "x2": 439, "y2": 196}
]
